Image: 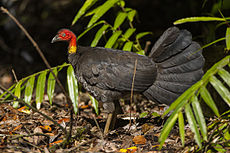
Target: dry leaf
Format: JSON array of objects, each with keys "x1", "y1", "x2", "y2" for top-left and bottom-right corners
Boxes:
[
  {"x1": 120, "y1": 148, "x2": 128, "y2": 152},
  {"x1": 17, "y1": 106, "x2": 31, "y2": 114},
  {"x1": 45, "y1": 133, "x2": 55, "y2": 136},
  {"x1": 33, "y1": 127, "x2": 44, "y2": 145},
  {"x1": 2, "y1": 116, "x2": 7, "y2": 122},
  {"x1": 57, "y1": 118, "x2": 70, "y2": 124},
  {"x1": 80, "y1": 105, "x2": 90, "y2": 109},
  {"x1": 132, "y1": 135, "x2": 146, "y2": 145},
  {"x1": 39, "y1": 125, "x2": 52, "y2": 132},
  {"x1": 127, "y1": 146, "x2": 138, "y2": 153},
  {"x1": 10, "y1": 124, "x2": 22, "y2": 134},
  {"x1": 49, "y1": 140, "x2": 63, "y2": 147},
  {"x1": 119, "y1": 146, "x2": 137, "y2": 153},
  {"x1": 141, "y1": 123, "x2": 154, "y2": 134},
  {"x1": 42, "y1": 119, "x2": 54, "y2": 126},
  {"x1": 152, "y1": 144, "x2": 160, "y2": 148}
]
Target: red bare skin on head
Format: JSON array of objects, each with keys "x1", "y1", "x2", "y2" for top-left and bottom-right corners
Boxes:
[
  {"x1": 57, "y1": 29, "x2": 74, "y2": 41},
  {"x1": 56, "y1": 29, "x2": 77, "y2": 53},
  {"x1": 52, "y1": 29, "x2": 76, "y2": 43}
]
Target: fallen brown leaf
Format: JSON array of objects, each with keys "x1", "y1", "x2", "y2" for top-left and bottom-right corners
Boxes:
[
  {"x1": 49, "y1": 139, "x2": 63, "y2": 147},
  {"x1": 57, "y1": 118, "x2": 70, "y2": 124},
  {"x1": 39, "y1": 125, "x2": 52, "y2": 132},
  {"x1": 132, "y1": 135, "x2": 146, "y2": 145},
  {"x1": 119, "y1": 146, "x2": 138, "y2": 153},
  {"x1": 141, "y1": 123, "x2": 154, "y2": 134},
  {"x1": 33, "y1": 126, "x2": 44, "y2": 145},
  {"x1": 10, "y1": 124, "x2": 22, "y2": 134},
  {"x1": 80, "y1": 105, "x2": 90, "y2": 109},
  {"x1": 45, "y1": 133, "x2": 55, "y2": 136},
  {"x1": 2, "y1": 116, "x2": 7, "y2": 122},
  {"x1": 17, "y1": 106, "x2": 31, "y2": 114}
]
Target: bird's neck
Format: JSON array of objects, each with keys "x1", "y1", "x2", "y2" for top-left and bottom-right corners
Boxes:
[{"x1": 68, "y1": 36, "x2": 77, "y2": 54}]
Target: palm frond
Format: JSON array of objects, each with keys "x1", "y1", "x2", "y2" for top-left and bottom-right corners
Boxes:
[
  {"x1": 0, "y1": 63, "x2": 75, "y2": 109},
  {"x1": 159, "y1": 47, "x2": 230, "y2": 149}
]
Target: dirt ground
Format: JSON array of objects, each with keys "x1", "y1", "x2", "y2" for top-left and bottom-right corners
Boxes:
[{"x1": 0, "y1": 81, "x2": 197, "y2": 153}]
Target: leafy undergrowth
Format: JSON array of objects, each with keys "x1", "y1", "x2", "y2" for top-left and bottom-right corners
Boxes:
[{"x1": 0, "y1": 92, "x2": 199, "y2": 153}]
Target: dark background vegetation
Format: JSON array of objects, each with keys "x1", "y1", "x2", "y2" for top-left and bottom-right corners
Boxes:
[{"x1": 0, "y1": 0, "x2": 229, "y2": 81}]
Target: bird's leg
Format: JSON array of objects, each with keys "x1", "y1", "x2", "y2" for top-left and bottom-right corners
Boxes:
[
  {"x1": 104, "y1": 111, "x2": 116, "y2": 135},
  {"x1": 103, "y1": 102, "x2": 116, "y2": 135},
  {"x1": 110, "y1": 100, "x2": 124, "y2": 130},
  {"x1": 103, "y1": 101, "x2": 123, "y2": 135}
]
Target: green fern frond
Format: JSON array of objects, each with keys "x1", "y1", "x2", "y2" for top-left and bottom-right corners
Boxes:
[
  {"x1": 0, "y1": 63, "x2": 71, "y2": 109},
  {"x1": 159, "y1": 54, "x2": 230, "y2": 149},
  {"x1": 74, "y1": 0, "x2": 151, "y2": 54},
  {"x1": 158, "y1": 15, "x2": 230, "y2": 149}
]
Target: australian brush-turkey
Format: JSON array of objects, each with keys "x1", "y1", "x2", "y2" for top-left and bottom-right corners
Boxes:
[{"x1": 51, "y1": 27, "x2": 205, "y2": 135}]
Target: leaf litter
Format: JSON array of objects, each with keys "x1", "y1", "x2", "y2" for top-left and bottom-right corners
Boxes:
[{"x1": 0, "y1": 92, "x2": 197, "y2": 152}]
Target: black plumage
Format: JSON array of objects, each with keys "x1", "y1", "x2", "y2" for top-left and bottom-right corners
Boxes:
[
  {"x1": 52, "y1": 27, "x2": 205, "y2": 134},
  {"x1": 68, "y1": 27, "x2": 204, "y2": 106},
  {"x1": 68, "y1": 47, "x2": 157, "y2": 103}
]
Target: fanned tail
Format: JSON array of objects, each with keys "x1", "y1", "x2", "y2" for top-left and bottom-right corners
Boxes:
[{"x1": 144, "y1": 27, "x2": 205, "y2": 105}]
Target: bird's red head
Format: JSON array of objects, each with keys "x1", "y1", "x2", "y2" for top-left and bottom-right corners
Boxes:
[{"x1": 52, "y1": 29, "x2": 77, "y2": 54}]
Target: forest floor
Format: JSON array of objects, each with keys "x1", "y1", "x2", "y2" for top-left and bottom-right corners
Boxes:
[{"x1": 0, "y1": 75, "x2": 197, "y2": 153}]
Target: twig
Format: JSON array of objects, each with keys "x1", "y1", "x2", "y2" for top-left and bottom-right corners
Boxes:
[
  {"x1": 1, "y1": 6, "x2": 74, "y2": 147},
  {"x1": 128, "y1": 59, "x2": 138, "y2": 131},
  {"x1": 0, "y1": 7, "x2": 70, "y2": 103},
  {"x1": 11, "y1": 69, "x2": 18, "y2": 83},
  {"x1": 1, "y1": 7, "x2": 50, "y2": 70},
  {"x1": 0, "y1": 84, "x2": 67, "y2": 135},
  {"x1": 218, "y1": 9, "x2": 230, "y2": 28},
  {"x1": 93, "y1": 115, "x2": 104, "y2": 140},
  {"x1": 23, "y1": 139, "x2": 44, "y2": 151},
  {"x1": 67, "y1": 138, "x2": 96, "y2": 152},
  {"x1": 131, "y1": 59, "x2": 138, "y2": 105},
  {"x1": 52, "y1": 138, "x2": 95, "y2": 153},
  {"x1": 6, "y1": 145, "x2": 33, "y2": 153},
  {"x1": 144, "y1": 41, "x2": 151, "y2": 54},
  {"x1": 6, "y1": 133, "x2": 50, "y2": 140},
  {"x1": 65, "y1": 108, "x2": 74, "y2": 146}
]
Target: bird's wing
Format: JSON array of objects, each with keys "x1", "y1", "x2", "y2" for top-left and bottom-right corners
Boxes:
[{"x1": 77, "y1": 47, "x2": 157, "y2": 92}]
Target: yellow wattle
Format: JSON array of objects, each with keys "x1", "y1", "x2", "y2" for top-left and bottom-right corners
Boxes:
[{"x1": 68, "y1": 45, "x2": 77, "y2": 54}]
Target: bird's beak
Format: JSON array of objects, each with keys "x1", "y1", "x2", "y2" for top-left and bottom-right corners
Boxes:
[{"x1": 51, "y1": 35, "x2": 60, "y2": 43}]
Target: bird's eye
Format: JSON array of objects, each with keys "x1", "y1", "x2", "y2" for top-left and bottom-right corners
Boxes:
[{"x1": 62, "y1": 33, "x2": 66, "y2": 37}]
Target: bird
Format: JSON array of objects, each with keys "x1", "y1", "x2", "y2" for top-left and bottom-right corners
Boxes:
[{"x1": 51, "y1": 27, "x2": 205, "y2": 135}]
